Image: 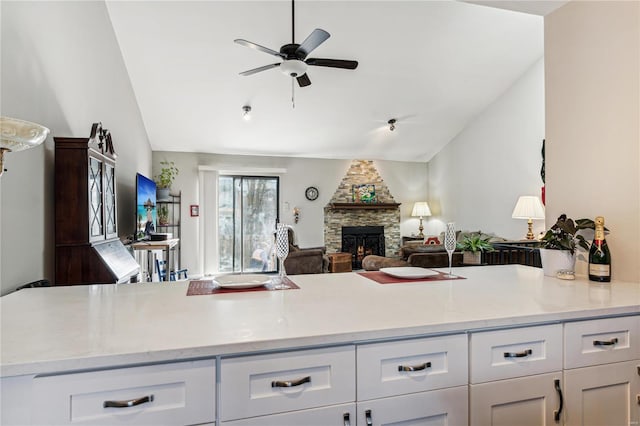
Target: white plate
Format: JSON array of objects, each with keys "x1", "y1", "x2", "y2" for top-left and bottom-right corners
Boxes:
[
  {"x1": 379, "y1": 267, "x2": 439, "y2": 279},
  {"x1": 213, "y1": 274, "x2": 272, "y2": 289}
]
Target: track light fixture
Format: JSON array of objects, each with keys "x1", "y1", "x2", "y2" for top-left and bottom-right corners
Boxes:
[
  {"x1": 388, "y1": 118, "x2": 396, "y2": 131},
  {"x1": 242, "y1": 105, "x2": 252, "y2": 121}
]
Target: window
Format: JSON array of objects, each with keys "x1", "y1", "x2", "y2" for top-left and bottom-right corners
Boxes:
[{"x1": 218, "y1": 176, "x2": 279, "y2": 273}]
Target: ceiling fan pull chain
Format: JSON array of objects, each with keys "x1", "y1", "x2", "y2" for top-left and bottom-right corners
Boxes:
[{"x1": 291, "y1": 78, "x2": 295, "y2": 109}]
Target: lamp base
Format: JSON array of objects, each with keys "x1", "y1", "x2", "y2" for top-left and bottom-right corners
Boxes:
[
  {"x1": 526, "y1": 219, "x2": 535, "y2": 240},
  {"x1": 417, "y1": 218, "x2": 425, "y2": 239}
]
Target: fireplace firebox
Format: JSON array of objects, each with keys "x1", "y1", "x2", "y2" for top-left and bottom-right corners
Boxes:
[{"x1": 341, "y1": 226, "x2": 385, "y2": 269}]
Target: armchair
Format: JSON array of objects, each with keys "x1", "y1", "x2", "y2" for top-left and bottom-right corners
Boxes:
[{"x1": 283, "y1": 228, "x2": 329, "y2": 274}]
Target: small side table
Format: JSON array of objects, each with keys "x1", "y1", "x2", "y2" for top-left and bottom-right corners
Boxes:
[{"x1": 327, "y1": 252, "x2": 352, "y2": 273}]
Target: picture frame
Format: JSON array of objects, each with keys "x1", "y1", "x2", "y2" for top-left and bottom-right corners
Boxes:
[
  {"x1": 190, "y1": 204, "x2": 199, "y2": 217},
  {"x1": 352, "y1": 184, "x2": 377, "y2": 203}
]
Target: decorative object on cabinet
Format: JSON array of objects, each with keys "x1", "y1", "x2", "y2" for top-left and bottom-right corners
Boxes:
[
  {"x1": 156, "y1": 192, "x2": 182, "y2": 272},
  {"x1": 539, "y1": 214, "x2": 599, "y2": 276},
  {"x1": 411, "y1": 201, "x2": 431, "y2": 238},
  {"x1": 511, "y1": 195, "x2": 545, "y2": 240},
  {"x1": 154, "y1": 160, "x2": 178, "y2": 201},
  {"x1": 54, "y1": 122, "x2": 139, "y2": 285},
  {"x1": 0, "y1": 116, "x2": 50, "y2": 177},
  {"x1": 457, "y1": 234, "x2": 494, "y2": 265},
  {"x1": 305, "y1": 186, "x2": 318, "y2": 201}
]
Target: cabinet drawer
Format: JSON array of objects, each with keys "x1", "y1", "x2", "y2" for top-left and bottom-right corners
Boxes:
[
  {"x1": 470, "y1": 324, "x2": 563, "y2": 383},
  {"x1": 221, "y1": 403, "x2": 355, "y2": 426},
  {"x1": 357, "y1": 385, "x2": 468, "y2": 426},
  {"x1": 357, "y1": 334, "x2": 467, "y2": 400},
  {"x1": 33, "y1": 359, "x2": 215, "y2": 425},
  {"x1": 220, "y1": 346, "x2": 355, "y2": 421},
  {"x1": 564, "y1": 315, "x2": 640, "y2": 369}
]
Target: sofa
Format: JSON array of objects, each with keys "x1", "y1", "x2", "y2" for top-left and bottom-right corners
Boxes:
[{"x1": 362, "y1": 230, "x2": 505, "y2": 271}]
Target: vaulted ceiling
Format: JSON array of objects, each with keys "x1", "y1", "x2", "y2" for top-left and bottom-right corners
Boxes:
[{"x1": 106, "y1": 1, "x2": 562, "y2": 162}]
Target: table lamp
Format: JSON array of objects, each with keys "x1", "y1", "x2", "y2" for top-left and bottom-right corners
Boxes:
[
  {"x1": 411, "y1": 201, "x2": 431, "y2": 238},
  {"x1": 511, "y1": 195, "x2": 545, "y2": 240}
]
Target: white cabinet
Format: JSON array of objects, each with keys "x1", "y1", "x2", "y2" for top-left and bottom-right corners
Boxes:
[
  {"x1": 221, "y1": 403, "x2": 355, "y2": 426},
  {"x1": 357, "y1": 386, "x2": 468, "y2": 426},
  {"x1": 470, "y1": 324, "x2": 563, "y2": 383},
  {"x1": 563, "y1": 360, "x2": 640, "y2": 426},
  {"x1": 220, "y1": 346, "x2": 355, "y2": 422},
  {"x1": 470, "y1": 372, "x2": 562, "y2": 426},
  {"x1": 32, "y1": 359, "x2": 215, "y2": 425},
  {"x1": 357, "y1": 334, "x2": 468, "y2": 425},
  {"x1": 469, "y1": 324, "x2": 564, "y2": 425},
  {"x1": 357, "y1": 334, "x2": 468, "y2": 400},
  {"x1": 562, "y1": 316, "x2": 640, "y2": 426}
]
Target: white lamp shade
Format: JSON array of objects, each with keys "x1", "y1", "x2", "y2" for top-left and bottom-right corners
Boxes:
[
  {"x1": 0, "y1": 116, "x2": 49, "y2": 152},
  {"x1": 411, "y1": 201, "x2": 432, "y2": 218},
  {"x1": 511, "y1": 196, "x2": 545, "y2": 219}
]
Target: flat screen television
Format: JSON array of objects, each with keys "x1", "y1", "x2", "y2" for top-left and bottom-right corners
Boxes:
[{"x1": 136, "y1": 173, "x2": 157, "y2": 240}]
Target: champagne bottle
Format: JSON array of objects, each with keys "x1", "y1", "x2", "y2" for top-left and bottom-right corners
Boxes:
[{"x1": 588, "y1": 216, "x2": 611, "y2": 282}]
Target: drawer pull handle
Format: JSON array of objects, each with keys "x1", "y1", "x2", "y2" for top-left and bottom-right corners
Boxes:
[
  {"x1": 343, "y1": 412, "x2": 351, "y2": 426},
  {"x1": 398, "y1": 361, "x2": 432, "y2": 372},
  {"x1": 593, "y1": 338, "x2": 618, "y2": 346},
  {"x1": 365, "y1": 409, "x2": 373, "y2": 426},
  {"x1": 103, "y1": 394, "x2": 154, "y2": 408},
  {"x1": 271, "y1": 375, "x2": 311, "y2": 388},
  {"x1": 553, "y1": 379, "x2": 563, "y2": 422},
  {"x1": 503, "y1": 349, "x2": 532, "y2": 358}
]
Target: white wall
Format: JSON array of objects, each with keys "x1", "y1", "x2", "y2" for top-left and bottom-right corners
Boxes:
[
  {"x1": 0, "y1": 1, "x2": 152, "y2": 294},
  {"x1": 427, "y1": 58, "x2": 545, "y2": 239},
  {"x1": 152, "y1": 152, "x2": 428, "y2": 277},
  {"x1": 545, "y1": 1, "x2": 640, "y2": 281}
]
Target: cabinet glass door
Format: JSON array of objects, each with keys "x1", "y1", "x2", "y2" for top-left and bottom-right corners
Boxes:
[
  {"x1": 88, "y1": 156, "x2": 104, "y2": 241},
  {"x1": 104, "y1": 162, "x2": 117, "y2": 239}
]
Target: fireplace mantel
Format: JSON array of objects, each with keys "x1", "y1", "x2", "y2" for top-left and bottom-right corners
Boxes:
[{"x1": 328, "y1": 203, "x2": 401, "y2": 210}]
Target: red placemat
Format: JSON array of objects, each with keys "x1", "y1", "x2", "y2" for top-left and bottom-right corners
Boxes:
[
  {"x1": 187, "y1": 277, "x2": 299, "y2": 296},
  {"x1": 358, "y1": 271, "x2": 465, "y2": 284}
]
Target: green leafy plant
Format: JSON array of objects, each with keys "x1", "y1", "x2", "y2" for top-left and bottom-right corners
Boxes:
[
  {"x1": 540, "y1": 214, "x2": 603, "y2": 255},
  {"x1": 154, "y1": 161, "x2": 179, "y2": 189},
  {"x1": 457, "y1": 235, "x2": 495, "y2": 253}
]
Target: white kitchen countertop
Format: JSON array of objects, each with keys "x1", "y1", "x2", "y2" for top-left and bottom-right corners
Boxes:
[{"x1": 1, "y1": 265, "x2": 639, "y2": 377}]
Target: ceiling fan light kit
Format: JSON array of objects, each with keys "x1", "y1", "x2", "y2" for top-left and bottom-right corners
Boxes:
[
  {"x1": 388, "y1": 119, "x2": 397, "y2": 131},
  {"x1": 242, "y1": 105, "x2": 251, "y2": 121}
]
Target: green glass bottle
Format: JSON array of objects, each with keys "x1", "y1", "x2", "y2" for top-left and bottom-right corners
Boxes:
[{"x1": 588, "y1": 216, "x2": 611, "y2": 282}]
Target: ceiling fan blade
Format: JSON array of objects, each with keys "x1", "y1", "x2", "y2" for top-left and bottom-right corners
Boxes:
[
  {"x1": 295, "y1": 29, "x2": 330, "y2": 58},
  {"x1": 234, "y1": 39, "x2": 285, "y2": 59},
  {"x1": 306, "y1": 58, "x2": 358, "y2": 70},
  {"x1": 297, "y1": 73, "x2": 311, "y2": 87},
  {"x1": 239, "y1": 63, "x2": 280, "y2": 76}
]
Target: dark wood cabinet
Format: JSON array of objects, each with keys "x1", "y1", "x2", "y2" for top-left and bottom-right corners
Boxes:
[{"x1": 55, "y1": 123, "x2": 139, "y2": 285}]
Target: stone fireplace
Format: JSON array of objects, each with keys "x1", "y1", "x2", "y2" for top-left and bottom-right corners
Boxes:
[{"x1": 324, "y1": 160, "x2": 401, "y2": 263}]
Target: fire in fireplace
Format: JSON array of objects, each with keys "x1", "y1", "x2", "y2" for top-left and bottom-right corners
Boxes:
[{"x1": 341, "y1": 226, "x2": 385, "y2": 269}]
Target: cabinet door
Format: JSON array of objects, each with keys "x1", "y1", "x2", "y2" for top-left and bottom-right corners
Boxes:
[
  {"x1": 563, "y1": 360, "x2": 640, "y2": 426},
  {"x1": 470, "y1": 372, "x2": 562, "y2": 426},
  {"x1": 88, "y1": 154, "x2": 105, "y2": 242},
  {"x1": 357, "y1": 386, "x2": 468, "y2": 426},
  {"x1": 221, "y1": 403, "x2": 355, "y2": 426},
  {"x1": 103, "y1": 161, "x2": 117, "y2": 239}
]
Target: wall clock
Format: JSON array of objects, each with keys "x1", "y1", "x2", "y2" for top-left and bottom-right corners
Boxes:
[{"x1": 305, "y1": 186, "x2": 319, "y2": 201}]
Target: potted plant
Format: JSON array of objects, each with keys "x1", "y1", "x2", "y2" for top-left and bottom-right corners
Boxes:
[
  {"x1": 539, "y1": 214, "x2": 594, "y2": 276},
  {"x1": 457, "y1": 234, "x2": 494, "y2": 265},
  {"x1": 155, "y1": 160, "x2": 178, "y2": 200}
]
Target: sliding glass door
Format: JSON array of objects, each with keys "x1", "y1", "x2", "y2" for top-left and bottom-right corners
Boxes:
[{"x1": 218, "y1": 176, "x2": 279, "y2": 273}]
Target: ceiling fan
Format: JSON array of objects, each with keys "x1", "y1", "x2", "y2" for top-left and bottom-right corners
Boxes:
[{"x1": 234, "y1": 0, "x2": 358, "y2": 88}]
